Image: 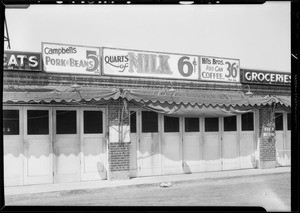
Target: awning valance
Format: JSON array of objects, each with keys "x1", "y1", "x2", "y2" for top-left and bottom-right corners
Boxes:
[
  {"x1": 123, "y1": 89, "x2": 291, "y2": 108},
  {"x1": 123, "y1": 89, "x2": 290, "y2": 117},
  {"x1": 3, "y1": 86, "x2": 290, "y2": 116},
  {"x1": 133, "y1": 101, "x2": 253, "y2": 117},
  {"x1": 3, "y1": 85, "x2": 121, "y2": 103}
]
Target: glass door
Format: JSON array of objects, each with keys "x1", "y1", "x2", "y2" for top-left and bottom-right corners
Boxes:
[
  {"x1": 23, "y1": 107, "x2": 53, "y2": 185},
  {"x1": 138, "y1": 111, "x2": 161, "y2": 176},
  {"x1": 182, "y1": 117, "x2": 204, "y2": 173},
  {"x1": 80, "y1": 108, "x2": 107, "y2": 181},
  {"x1": 161, "y1": 116, "x2": 183, "y2": 175},
  {"x1": 53, "y1": 108, "x2": 80, "y2": 183}
]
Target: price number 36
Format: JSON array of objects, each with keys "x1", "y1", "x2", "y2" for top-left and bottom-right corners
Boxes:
[{"x1": 225, "y1": 62, "x2": 238, "y2": 78}]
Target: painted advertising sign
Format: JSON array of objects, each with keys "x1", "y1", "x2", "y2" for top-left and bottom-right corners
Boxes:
[
  {"x1": 3, "y1": 51, "x2": 41, "y2": 71},
  {"x1": 262, "y1": 124, "x2": 275, "y2": 137},
  {"x1": 241, "y1": 69, "x2": 291, "y2": 86},
  {"x1": 42, "y1": 42, "x2": 101, "y2": 75},
  {"x1": 102, "y1": 48, "x2": 200, "y2": 80},
  {"x1": 200, "y1": 56, "x2": 240, "y2": 82}
]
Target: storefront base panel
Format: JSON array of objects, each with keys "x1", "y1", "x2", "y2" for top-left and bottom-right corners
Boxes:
[
  {"x1": 259, "y1": 161, "x2": 276, "y2": 169},
  {"x1": 108, "y1": 171, "x2": 130, "y2": 180}
]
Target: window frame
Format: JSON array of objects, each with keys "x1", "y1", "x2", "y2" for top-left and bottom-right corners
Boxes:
[
  {"x1": 164, "y1": 115, "x2": 180, "y2": 133},
  {"x1": 83, "y1": 110, "x2": 104, "y2": 134},
  {"x1": 130, "y1": 110, "x2": 137, "y2": 133},
  {"x1": 3, "y1": 109, "x2": 20, "y2": 136},
  {"x1": 204, "y1": 117, "x2": 219, "y2": 132},
  {"x1": 27, "y1": 109, "x2": 50, "y2": 135},
  {"x1": 223, "y1": 115, "x2": 237, "y2": 132},
  {"x1": 56, "y1": 109, "x2": 77, "y2": 135},
  {"x1": 275, "y1": 112, "x2": 284, "y2": 131},
  {"x1": 184, "y1": 117, "x2": 200, "y2": 133},
  {"x1": 81, "y1": 108, "x2": 105, "y2": 135},
  {"x1": 287, "y1": 112, "x2": 291, "y2": 131},
  {"x1": 141, "y1": 111, "x2": 159, "y2": 133},
  {"x1": 22, "y1": 107, "x2": 53, "y2": 137}
]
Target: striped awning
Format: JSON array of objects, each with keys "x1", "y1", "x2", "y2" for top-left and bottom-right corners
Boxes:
[
  {"x1": 3, "y1": 86, "x2": 290, "y2": 111},
  {"x1": 123, "y1": 89, "x2": 291, "y2": 107},
  {"x1": 3, "y1": 85, "x2": 121, "y2": 103}
]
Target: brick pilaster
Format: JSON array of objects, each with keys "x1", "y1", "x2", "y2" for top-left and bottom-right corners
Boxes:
[
  {"x1": 107, "y1": 99, "x2": 131, "y2": 180},
  {"x1": 258, "y1": 107, "x2": 276, "y2": 169}
]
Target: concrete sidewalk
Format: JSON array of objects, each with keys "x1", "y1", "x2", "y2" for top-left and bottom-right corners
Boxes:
[{"x1": 5, "y1": 167, "x2": 290, "y2": 196}]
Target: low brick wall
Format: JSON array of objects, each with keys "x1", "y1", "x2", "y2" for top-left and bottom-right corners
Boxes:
[
  {"x1": 108, "y1": 143, "x2": 130, "y2": 175},
  {"x1": 107, "y1": 99, "x2": 131, "y2": 180},
  {"x1": 258, "y1": 107, "x2": 276, "y2": 169}
]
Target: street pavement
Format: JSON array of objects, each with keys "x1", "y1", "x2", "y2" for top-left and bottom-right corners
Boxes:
[
  {"x1": 5, "y1": 166, "x2": 290, "y2": 196},
  {"x1": 4, "y1": 171, "x2": 291, "y2": 211}
]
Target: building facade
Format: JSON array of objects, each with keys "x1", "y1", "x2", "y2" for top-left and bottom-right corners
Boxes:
[{"x1": 3, "y1": 46, "x2": 291, "y2": 186}]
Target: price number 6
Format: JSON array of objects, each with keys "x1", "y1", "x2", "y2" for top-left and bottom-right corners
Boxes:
[{"x1": 178, "y1": 56, "x2": 195, "y2": 77}]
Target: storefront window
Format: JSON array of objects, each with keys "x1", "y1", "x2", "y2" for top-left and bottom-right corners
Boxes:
[
  {"x1": 205, "y1": 117, "x2": 219, "y2": 132},
  {"x1": 27, "y1": 110, "x2": 49, "y2": 135},
  {"x1": 185, "y1": 117, "x2": 199, "y2": 132},
  {"x1": 142, "y1": 111, "x2": 158, "y2": 133},
  {"x1": 130, "y1": 111, "x2": 137, "y2": 133},
  {"x1": 164, "y1": 116, "x2": 179, "y2": 132},
  {"x1": 3, "y1": 110, "x2": 19, "y2": 135},
  {"x1": 287, "y1": 113, "x2": 291, "y2": 131},
  {"x1": 84, "y1": 111, "x2": 103, "y2": 134},
  {"x1": 224, "y1": 116, "x2": 237, "y2": 131},
  {"x1": 275, "y1": 113, "x2": 283, "y2": 131},
  {"x1": 56, "y1": 110, "x2": 77, "y2": 134},
  {"x1": 242, "y1": 112, "x2": 254, "y2": 131}
]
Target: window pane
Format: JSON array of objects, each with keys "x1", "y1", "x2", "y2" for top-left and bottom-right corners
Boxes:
[
  {"x1": 142, "y1": 111, "x2": 158, "y2": 133},
  {"x1": 84, "y1": 111, "x2": 103, "y2": 134},
  {"x1": 3, "y1": 110, "x2": 19, "y2": 135},
  {"x1": 242, "y1": 112, "x2": 254, "y2": 131},
  {"x1": 275, "y1": 113, "x2": 283, "y2": 131},
  {"x1": 205, "y1": 117, "x2": 219, "y2": 132},
  {"x1": 164, "y1": 116, "x2": 179, "y2": 132},
  {"x1": 224, "y1": 116, "x2": 237, "y2": 131},
  {"x1": 130, "y1": 111, "x2": 137, "y2": 133},
  {"x1": 28, "y1": 110, "x2": 49, "y2": 135},
  {"x1": 287, "y1": 113, "x2": 291, "y2": 130},
  {"x1": 185, "y1": 117, "x2": 199, "y2": 132},
  {"x1": 56, "y1": 110, "x2": 77, "y2": 134}
]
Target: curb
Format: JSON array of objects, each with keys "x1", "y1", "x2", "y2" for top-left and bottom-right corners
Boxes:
[{"x1": 112, "y1": 169, "x2": 291, "y2": 190}]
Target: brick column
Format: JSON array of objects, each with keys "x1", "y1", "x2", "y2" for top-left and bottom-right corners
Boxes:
[
  {"x1": 107, "y1": 99, "x2": 131, "y2": 180},
  {"x1": 258, "y1": 107, "x2": 277, "y2": 169}
]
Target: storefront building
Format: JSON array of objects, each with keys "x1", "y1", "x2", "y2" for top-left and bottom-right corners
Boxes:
[{"x1": 3, "y1": 44, "x2": 291, "y2": 186}]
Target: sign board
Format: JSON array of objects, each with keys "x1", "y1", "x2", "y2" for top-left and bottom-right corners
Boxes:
[
  {"x1": 199, "y1": 56, "x2": 240, "y2": 82},
  {"x1": 102, "y1": 48, "x2": 200, "y2": 80},
  {"x1": 262, "y1": 124, "x2": 276, "y2": 137},
  {"x1": 109, "y1": 125, "x2": 130, "y2": 143},
  {"x1": 42, "y1": 42, "x2": 101, "y2": 75},
  {"x1": 3, "y1": 51, "x2": 42, "y2": 71},
  {"x1": 241, "y1": 69, "x2": 291, "y2": 86}
]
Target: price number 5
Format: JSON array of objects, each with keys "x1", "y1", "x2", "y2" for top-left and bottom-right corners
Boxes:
[
  {"x1": 86, "y1": 50, "x2": 99, "y2": 73},
  {"x1": 225, "y1": 62, "x2": 238, "y2": 78}
]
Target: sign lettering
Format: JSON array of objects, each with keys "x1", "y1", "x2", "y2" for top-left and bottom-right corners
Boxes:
[
  {"x1": 42, "y1": 43, "x2": 100, "y2": 75},
  {"x1": 3, "y1": 51, "x2": 41, "y2": 71},
  {"x1": 242, "y1": 70, "x2": 290, "y2": 86},
  {"x1": 200, "y1": 56, "x2": 240, "y2": 82},
  {"x1": 102, "y1": 48, "x2": 199, "y2": 80}
]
